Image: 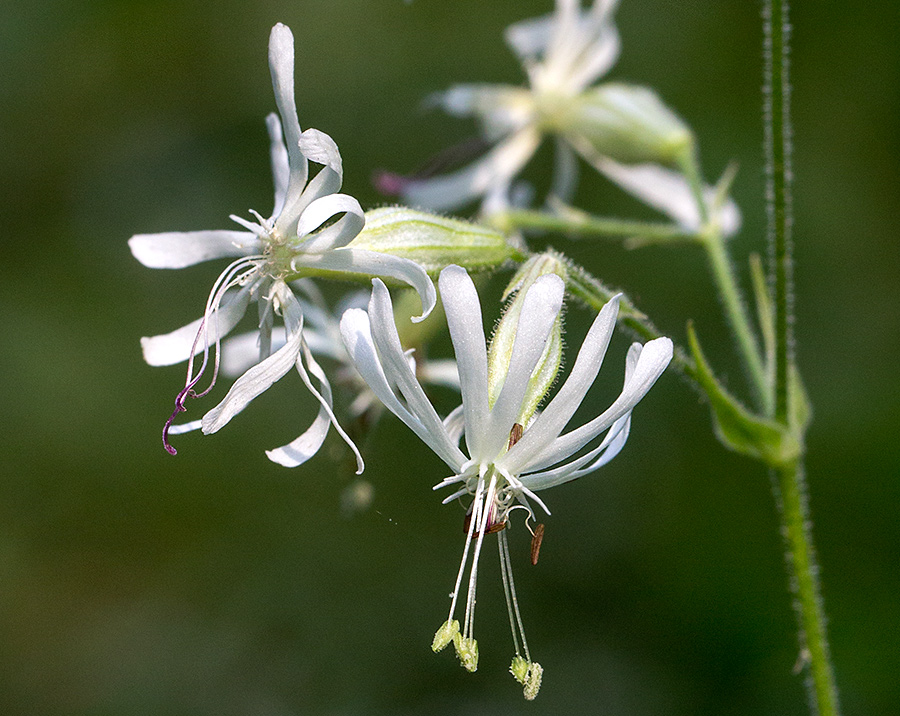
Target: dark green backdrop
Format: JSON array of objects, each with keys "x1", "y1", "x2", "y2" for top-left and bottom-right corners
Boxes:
[{"x1": 1, "y1": 1, "x2": 897, "y2": 714}]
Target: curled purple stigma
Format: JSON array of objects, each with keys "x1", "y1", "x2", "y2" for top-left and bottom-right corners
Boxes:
[
  {"x1": 162, "y1": 375, "x2": 203, "y2": 455},
  {"x1": 372, "y1": 170, "x2": 410, "y2": 197}
]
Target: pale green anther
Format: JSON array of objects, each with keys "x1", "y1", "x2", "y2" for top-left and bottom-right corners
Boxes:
[
  {"x1": 431, "y1": 619, "x2": 459, "y2": 653},
  {"x1": 559, "y1": 83, "x2": 693, "y2": 168},
  {"x1": 349, "y1": 207, "x2": 519, "y2": 275},
  {"x1": 510, "y1": 655, "x2": 529, "y2": 685},
  {"x1": 487, "y1": 254, "x2": 566, "y2": 423},
  {"x1": 452, "y1": 633, "x2": 479, "y2": 672},
  {"x1": 523, "y1": 661, "x2": 543, "y2": 701}
]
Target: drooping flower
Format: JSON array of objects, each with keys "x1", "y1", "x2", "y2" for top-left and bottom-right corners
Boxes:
[
  {"x1": 339, "y1": 264, "x2": 672, "y2": 697},
  {"x1": 381, "y1": 0, "x2": 737, "y2": 232},
  {"x1": 129, "y1": 23, "x2": 435, "y2": 468}
]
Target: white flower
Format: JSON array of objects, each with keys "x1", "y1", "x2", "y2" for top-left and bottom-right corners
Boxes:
[
  {"x1": 129, "y1": 24, "x2": 435, "y2": 467},
  {"x1": 220, "y1": 280, "x2": 460, "y2": 421},
  {"x1": 339, "y1": 264, "x2": 672, "y2": 696},
  {"x1": 391, "y1": 0, "x2": 738, "y2": 234},
  {"x1": 395, "y1": 0, "x2": 622, "y2": 212}
]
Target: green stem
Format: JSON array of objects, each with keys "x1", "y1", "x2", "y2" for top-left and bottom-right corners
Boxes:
[
  {"x1": 701, "y1": 225, "x2": 772, "y2": 414},
  {"x1": 772, "y1": 461, "x2": 840, "y2": 716},
  {"x1": 765, "y1": 0, "x2": 840, "y2": 714},
  {"x1": 499, "y1": 209, "x2": 695, "y2": 243},
  {"x1": 678, "y1": 150, "x2": 771, "y2": 414}
]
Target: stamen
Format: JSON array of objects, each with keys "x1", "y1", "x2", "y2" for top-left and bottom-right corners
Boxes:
[{"x1": 530, "y1": 523, "x2": 545, "y2": 566}]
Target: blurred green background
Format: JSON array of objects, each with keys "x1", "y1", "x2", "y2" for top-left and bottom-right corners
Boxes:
[{"x1": 1, "y1": 1, "x2": 897, "y2": 714}]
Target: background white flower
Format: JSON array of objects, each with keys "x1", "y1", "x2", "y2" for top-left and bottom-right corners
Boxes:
[{"x1": 128, "y1": 23, "x2": 436, "y2": 467}]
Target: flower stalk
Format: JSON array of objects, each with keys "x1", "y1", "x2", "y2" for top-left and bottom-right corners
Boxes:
[{"x1": 764, "y1": 0, "x2": 840, "y2": 714}]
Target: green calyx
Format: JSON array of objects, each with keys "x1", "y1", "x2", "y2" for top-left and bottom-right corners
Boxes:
[{"x1": 349, "y1": 207, "x2": 519, "y2": 274}]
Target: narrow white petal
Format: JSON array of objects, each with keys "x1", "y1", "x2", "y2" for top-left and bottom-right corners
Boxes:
[
  {"x1": 220, "y1": 327, "x2": 290, "y2": 377},
  {"x1": 298, "y1": 128, "x2": 343, "y2": 179},
  {"x1": 367, "y1": 281, "x2": 466, "y2": 468},
  {"x1": 504, "y1": 12, "x2": 557, "y2": 60},
  {"x1": 166, "y1": 419, "x2": 203, "y2": 435},
  {"x1": 128, "y1": 231, "x2": 259, "y2": 269},
  {"x1": 514, "y1": 337, "x2": 672, "y2": 472},
  {"x1": 500, "y1": 294, "x2": 620, "y2": 473},
  {"x1": 294, "y1": 248, "x2": 436, "y2": 322},
  {"x1": 439, "y1": 266, "x2": 490, "y2": 458},
  {"x1": 442, "y1": 403, "x2": 466, "y2": 446},
  {"x1": 266, "y1": 113, "x2": 290, "y2": 217},
  {"x1": 268, "y1": 24, "x2": 305, "y2": 182},
  {"x1": 295, "y1": 193, "x2": 365, "y2": 252},
  {"x1": 484, "y1": 274, "x2": 564, "y2": 457},
  {"x1": 340, "y1": 307, "x2": 467, "y2": 471},
  {"x1": 550, "y1": 137, "x2": 580, "y2": 204},
  {"x1": 200, "y1": 314, "x2": 304, "y2": 434},
  {"x1": 518, "y1": 412, "x2": 631, "y2": 491},
  {"x1": 140, "y1": 284, "x2": 253, "y2": 366},
  {"x1": 267, "y1": 341, "x2": 363, "y2": 472},
  {"x1": 402, "y1": 128, "x2": 541, "y2": 212},
  {"x1": 419, "y1": 359, "x2": 461, "y2": 390},
  {"x1": 591, "y1": 157, "x2": 741, "y2": 236}
]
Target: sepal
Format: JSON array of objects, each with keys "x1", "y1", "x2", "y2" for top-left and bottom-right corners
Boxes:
[
  {"x1": 688, "y1": 322, "x2": 803, "y2": 467},
  {"x1": 349, "y1": 207, "x2": 519, "y2": 274}
]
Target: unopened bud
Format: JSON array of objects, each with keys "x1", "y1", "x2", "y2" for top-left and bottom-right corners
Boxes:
[
  {"x1": 561, "y1": 83, "x2": 693, "y2": 167},
  {"x1": 488, "y1": 255, "x2": 566, "y2": 423},
  {"x1": 349, "y1": 207, "x2": 518, "y2": 274}
]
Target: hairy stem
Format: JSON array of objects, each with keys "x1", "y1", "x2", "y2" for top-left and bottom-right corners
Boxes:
[{"x1": 764, "y1": 0, "x2": 840, "y2": 714}]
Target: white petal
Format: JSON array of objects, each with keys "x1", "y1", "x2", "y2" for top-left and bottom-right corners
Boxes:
[
  {"x1": 499, "y1": 294, "x2": 620, "y2": 474},
  {"x1": 268, "y1": 24, "x2": 309, "y2": 224},
  {"x1": 128, "y1": 231, "x2": 259, "y2": 269},
  {"x1": 550, "y1": 137, "x2": 580, "y2": 204},
  {"x1": 298, "y1": 127, "x2": 343, "y2": 179},
  {"x1": 419, "y1": 359, "x2": 461, "y2": 390},
  {"x1": 401, "y1": 128, "x2": 541, "y2": 212},
  {"x1": 592, "y1": 157, "x2": 741, "y2": 235},
  {"x1": 366, "y1": 281, "x2": 466, "y2": 468},
  {"x1": 484, "y1": 274, "x2": 564, "y2": 458},
  {"x1": 200, "y1": 310, "x2": 304, "y2": 434},
  {"x1": 220, "y1": 327, "x2": 291, "y2": 377},
  {"x1": 514, "y1": 336, "x2": 672, "y2": 472},
  {"x1": 267, "y1": 341, "x2": 363, "y2": 472},
  {"x1": 266, "y1": 113, "x2": 290, "y2": 217},
  {"x1": 518, "y1": 412, "x2": 631, "y2": 491},
  {"x1": 140, "y1": 284, "x2": 253, "y2": 366},
  {"x1": 295, "y1": 193, "x2": 365, "y2": 252},
  {"x1": 442, "y1": 403, "x2": 466, "y2": 446},
  {"x1": 340, "y1": 307, "x2": 467, "y2": 471},
  {"x1": 504, "y1": 12, "x2": 558, "y2": 60},
  {"x1": 439, "y1": 265, "x2": 490, "y2": 458},
  {"x1": 293, "y1": 248, "x2": 436, "y2": 322}
]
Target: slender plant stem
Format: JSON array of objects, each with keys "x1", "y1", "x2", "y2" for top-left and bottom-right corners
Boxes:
[
  {"x1": 500, "y1": 209, "x2": 694, "y2": 243},
  {"x1": 678, "y1": 150, "x2": 771, "y2": 414},
  {"x1": 701, "y1": 225, "x2": 772, "y2": 414},
  {"x1": 764, "y1": 0, "x2": 840, "y2": 714},
  {"x1": 772, "y1": 461, "x2": 840, "y2": 716}
]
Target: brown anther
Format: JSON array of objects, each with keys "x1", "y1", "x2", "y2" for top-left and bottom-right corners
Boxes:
[
  {"x1": 463, "y1": 510, "x2": 508, "y2": 536},
  {"x1": 508, "y1": 423, "x2": 524, "y2": 449},
  {"x1": 530, "y1": 523, "x2": 545, "y2": 565}
]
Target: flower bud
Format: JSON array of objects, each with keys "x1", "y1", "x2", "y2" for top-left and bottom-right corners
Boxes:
[
  {"x1": 559, "y1": 83, "x2": 693, "y2": 167},
  {"x1": 488, "y1": 254, "x2": 566, "y2": 424},
  {"x1": 349, "y1": 207, "x2": 518, "y2": 274},
  {"x1": 432, "y1": 619, "x2": 460, "y2": 652}
]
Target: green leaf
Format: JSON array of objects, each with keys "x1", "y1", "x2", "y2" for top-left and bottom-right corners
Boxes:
[{"x1": 688, "y1": 322, "x2": 801, "y2": 467}]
